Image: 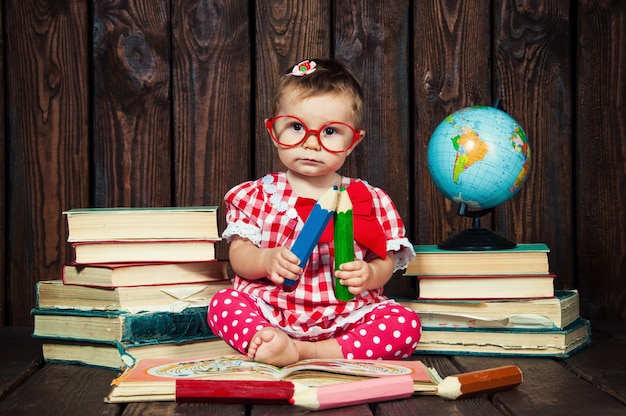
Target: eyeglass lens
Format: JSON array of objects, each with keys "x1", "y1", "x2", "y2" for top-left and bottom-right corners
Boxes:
[{"x1": 271, "y1": 116, "x2": 355, "y2": 152}]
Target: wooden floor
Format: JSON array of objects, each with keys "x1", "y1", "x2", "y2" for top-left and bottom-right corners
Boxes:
[{"x1": 1, "y1": 322, "x2": 625, "y2": 416}]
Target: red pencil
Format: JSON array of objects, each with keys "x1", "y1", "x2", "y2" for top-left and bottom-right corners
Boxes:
[
  {"x1": 176, "y1": 365, "x2": 522, "y2": 409},
  {"x1": 176, "y1": 375, "x2": 415, "y2": 410}
]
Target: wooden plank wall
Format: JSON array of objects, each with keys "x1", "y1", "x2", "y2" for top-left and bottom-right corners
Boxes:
[{"x1": 1, "y1": 0, "x2": 624, "y2": 326}]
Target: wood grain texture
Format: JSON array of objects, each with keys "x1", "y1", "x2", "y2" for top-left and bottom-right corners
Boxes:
[
  {"x1": 0, "y1": 0, "x2": 5, "y2": 327},
  {"x1": 334, "y1": 1, "x2": 412, "y2": 296},
  {"x1": 493, "y1": 0, "x2": 575, "y2": 290},
  {"x1": 254, "y1": 0, "x2": 331, "y2": 178},
  {"x1": 375, "y1": 356, "x2": 504, "y2": 415},
  {"x1": 453, "y1": 355, "x2": 626, "y2": 415},
  {"x1": 171, "y1": 0, "x2": 250, "y2": 259},
  {"x1": 1, "y1": 1, "x2": 626, "y2": 324},
  {"x1": 1, "y1": 323, "x2": 626, "y2": 414},
  {"x1": 576, "y1": 0, "x2": 626, "y2": 318},
  {"x1": 250, "y1": 403, "x2": 373, "y2": 416},
  {"x1": 412, "y1": 1, "x2": 492, "y2": 246},
  {"x1": 92, "y1": 0, "x2": 171, "y2": 207},
  {"x1": 334, "y1": 0, "x2": 410, "y2": 214},
  {"x1": 4, "y1": 0, "x2": 89, "y2": 325},
  {"x1": 0, "y1": 327, "x2": 43, "y2": 401},
  {"x1": 563, "y1": 322, "x2": 626, "y2": 405},
  {"x1": 123, "y1": 401, "x2": 246, "y2": 415},
  {"x1": 0, "y1": 364, "x2": 120, "y2": 416}
]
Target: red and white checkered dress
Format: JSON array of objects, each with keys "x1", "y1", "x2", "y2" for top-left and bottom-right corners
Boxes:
[{"x1": 221, "y1": 172, "x2": 415, "y2": 341}]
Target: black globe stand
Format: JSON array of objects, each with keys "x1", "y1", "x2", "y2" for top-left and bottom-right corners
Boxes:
[{"x1": 437, "y1": 202, "x2": 517, "y2": 251}]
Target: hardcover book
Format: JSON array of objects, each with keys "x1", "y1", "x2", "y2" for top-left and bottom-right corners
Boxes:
[
  {"x1": 32, "y1": 306, "x2": 213, "y2": 344},
  {"x1": 398, "y1": 290, "x2": 580, "y2": 330},
  {"x1": 36, "y1": 280, "x2": 232, "y2": 313},
  {"x1": 416, "y1": 273, "x2": 556, "y2": 300},
  {"x1": 414, "y1": 318, "x2": 591, "y2": 357},
  {"x1": 71, "y1": 240, "x2": 217, "y2": 264},
  {"x1": 105, "y1": 355, "x2": 442, "y2": 403},
  {"x1": 64, "y1": 206, "x2": 219, "y2": 242},
  {"x1": 405, "y1": 243, "x2": 550, "y2": 276},
  {"x1": 42, "y1": 337, "x2": 237, "y2": 370},
  {"x1": 62, "y1": 261, "x2": 229, "y2": 288}
]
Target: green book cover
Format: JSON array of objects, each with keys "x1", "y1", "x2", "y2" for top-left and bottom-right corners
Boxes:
[
  {"x1": 414, "y1": 318, "x2": 590, "y2": 358},
  {"x1": 413, "y1": 243, "x2": 550, "y2": 254},
  {"x1": 32, "y1": 307, "x2": 213, "y2": 345}
]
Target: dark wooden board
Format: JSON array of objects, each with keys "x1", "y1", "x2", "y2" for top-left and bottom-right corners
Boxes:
[
  {"x1": 493, "y1": 0, "x2": 575, "y2": 290},
  {"x1": 253, "y1": 0, "x2": 331, "y2": 177},
  {"x1": 4, "y1": 0, "x2": 89, "y2": 326},
  {"x1": 0, "y1": 327, "x2": 43, "y2": 400},
  {"x1": 375, "y1": 396, "x2": 505, "y2": 416},
  {"x1": 411, "y1": 0, "x2": 493, "y2": 245},
  {"x1": 1, "y1": 0, "x2": 625, "y2": 329},
  {"x1": 92, "y1": 0, "x2": 171, "y2": 207},
  {"x1": 376, "y1": 355, "x2": 505, "y2": 415},
  {"x1": 0, "y1": 1, "x2": 5, "y2": 327},
  {"x1": 334, "y1": 0, "x2": 413, "y2": 297},
  {"x1": 563, "y1": 322, "x2": 626, "y2": 405},
  {"x1": 333, "y1": 0, "x2": 410, "y2": 213},
  {"x1": 453, "y1": 355, "x2": 626, "y2": 415},
  {"x1": 2, "y1": 325, "x2": 626, "y2": 415},
  {"x1": 123, "y1": 401, "x2": 245, "y2": 416},
  {"x1": 170, "y1": 0, "x2": 251, "y2": 260},
  {"x1": 590, "y1": 320, "x2": 626, "y2": 342},
  {"x1": 251, "y1": 403, "x2": 373, "y2": 415},
  {"x1": 0, "y1": 363, "x2": 121, "y2": 416},
  {"x1": 575, "y1": 0, "x2": 626, "y2": 319}
]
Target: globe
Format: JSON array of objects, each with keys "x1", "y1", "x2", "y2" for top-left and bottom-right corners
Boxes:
[
  {"x1": 427, "y1": 105, "x2": 531, "y2": 250},
  {"x1": 428, "y1": 106, "x2": 531, "y2": 209}
]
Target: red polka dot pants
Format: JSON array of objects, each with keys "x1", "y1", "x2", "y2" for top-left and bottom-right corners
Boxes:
[{"x1": 207, "y1": 288, "x2": 422, "y2": 360}]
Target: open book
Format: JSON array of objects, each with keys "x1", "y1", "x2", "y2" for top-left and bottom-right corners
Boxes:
[{"x1": 106, "y1": 354, "x2": 442, "y2": 403}]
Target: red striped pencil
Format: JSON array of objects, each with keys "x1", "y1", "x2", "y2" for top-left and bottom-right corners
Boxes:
[
  {"x1": 286, "y1": 185, "x2": 339, "y2": 286},
  {"x1": 176, "y1": 374, "x2": 415, "y2": 410},
  {"x1": 175, "y1": 365, "x2": 522, "y2": 409}
]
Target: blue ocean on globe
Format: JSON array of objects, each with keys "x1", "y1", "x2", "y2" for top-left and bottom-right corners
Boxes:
[{"x1": 427, "y1": 106, "x2": 531, "y2": 210}]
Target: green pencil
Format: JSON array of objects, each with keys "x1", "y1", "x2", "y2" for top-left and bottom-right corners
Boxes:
[{"x1": 334, "y1": 187, "x2": 355, "y2": 301}]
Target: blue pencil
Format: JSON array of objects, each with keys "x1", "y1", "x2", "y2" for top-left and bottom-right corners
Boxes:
[{"x1": 286, "y1": 186, "x2": 339, "y2": 286}]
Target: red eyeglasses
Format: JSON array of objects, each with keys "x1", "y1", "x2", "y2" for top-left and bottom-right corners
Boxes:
[{"x1": 266, "y1": 115, "x2": 360, "y2": 153}]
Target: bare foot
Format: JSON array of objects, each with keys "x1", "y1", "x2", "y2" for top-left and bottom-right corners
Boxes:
[{"x1": 247, "y1": 327, "x2": 299, "y2": 367}]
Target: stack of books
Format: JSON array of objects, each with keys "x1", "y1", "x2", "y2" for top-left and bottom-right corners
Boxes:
[
  {"x1": 401, "y1": 243, "x2": 590, "y2": 357},
  {"x1": 32, "y1": 207, "x2": 237, "y2": 369}
]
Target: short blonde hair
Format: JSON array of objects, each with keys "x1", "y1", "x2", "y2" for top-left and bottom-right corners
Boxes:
[{"x1": 271, "y1": 59, "x2": 364, "y2": 129}]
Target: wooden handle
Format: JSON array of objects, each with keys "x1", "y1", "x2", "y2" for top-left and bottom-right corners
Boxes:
[{"x1": 437, "y1": 365, "x2": 523, "y2": 400}]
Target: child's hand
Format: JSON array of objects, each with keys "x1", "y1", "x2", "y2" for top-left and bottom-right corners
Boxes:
[
  {"x1": 228, "y1": 237, "x2": 302, "y2": 284},
  {"x1": 335, "y1": 252, "x2": 396, "y2": 294},
  {"x1": 261, "y1": 246, "x2": 302, "y2": 285},
  {"x1": 335, "y1": 259, "x2": 376, "y2": 294}
]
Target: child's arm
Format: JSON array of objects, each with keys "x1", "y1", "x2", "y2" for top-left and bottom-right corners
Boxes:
[
  {"x1": 335, "y1": 251, "x2": 396, "y2": 294},
  {"x1": 229, "y1": 236, "x2": 303, "y2": 285}
]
